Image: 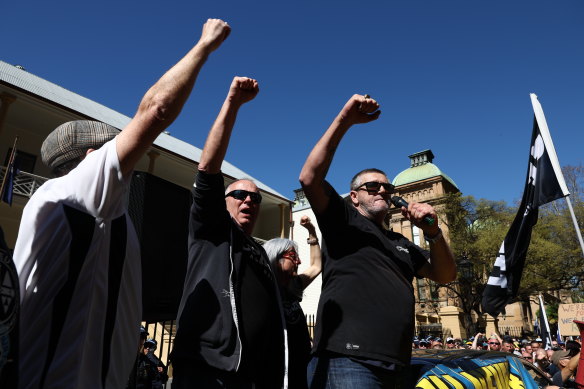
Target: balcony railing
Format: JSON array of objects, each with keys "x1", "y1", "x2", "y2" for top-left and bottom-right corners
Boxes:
[{"x1": 0, "y1": 166, "x2": 48, "y2": 199}]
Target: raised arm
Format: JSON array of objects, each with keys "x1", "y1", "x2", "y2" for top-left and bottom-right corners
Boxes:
[
  {"x1": 116, "y1": 19, "x2": 231, "y2": 176},
  {"x1": 297, "y1": 216, "x2": 322, "y2": 289},
  {"x1": 403, "y1": 202, "x2": 457, "y2": 284},
  {"x1": 299, "y1": 94, "x2": 380, "y2": 214},
  {"x1": 471, "y1": 333, "x2": 482, "y2": 350},
  {"x1": 561, "y1": 352, "x2": 580, "y2": 383},
  {"x1": 198, "y1": 77, "x2": 259, "y2": 174}
]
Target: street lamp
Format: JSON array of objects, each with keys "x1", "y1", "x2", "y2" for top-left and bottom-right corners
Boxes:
[{"x1": 458, "y1": 255, "x2": 474, "y2": 282}]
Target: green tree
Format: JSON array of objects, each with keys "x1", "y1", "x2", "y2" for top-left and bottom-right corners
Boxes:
[
  {"x1": 439, "y1": 193, "x2": 513, "y2": 336},
  {"x1": 522, "y1": 165, "x2": 584, "y2": 298},
  {"x1": 438, "y1": 165, "x2": 584, "y2": 336}
]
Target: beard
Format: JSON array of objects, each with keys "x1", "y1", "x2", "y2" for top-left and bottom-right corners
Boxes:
[{"x1": 360, "y1": 197, "x2": 389, "y2": 219}]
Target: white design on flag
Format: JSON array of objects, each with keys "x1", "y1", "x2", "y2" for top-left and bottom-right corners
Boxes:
[
  {"x1": 486, "y1": 242, "x2": 507, "y2": 288},
  {"x1": 528, "y1": 134, "x2": 544, "y2": 185},
  {"x1": 486, "y1": 122, "x2": 545, "y2": 292}
]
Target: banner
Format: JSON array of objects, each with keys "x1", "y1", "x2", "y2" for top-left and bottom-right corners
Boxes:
[
  {"x1": 558, "y1": 303, "x2": 584, "y2": 336},
  {"x1": 482, "y1": 94, "x2": 569, "y2": 317},
  {"x1": 414, "y1": 354, "x2": 538, "y2": 389}
]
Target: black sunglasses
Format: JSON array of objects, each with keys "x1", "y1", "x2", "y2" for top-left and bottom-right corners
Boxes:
[
  {"x1": 356, "y1": 181, "x2": 395, "y2": 193},
  {"x1": 225, "y1": 189, "x2": 262, "y2": 204}
]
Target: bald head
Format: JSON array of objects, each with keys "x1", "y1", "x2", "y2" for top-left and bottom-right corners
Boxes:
[{"x1": 225, "y1": 179, "x2": 261, "y2": 235}]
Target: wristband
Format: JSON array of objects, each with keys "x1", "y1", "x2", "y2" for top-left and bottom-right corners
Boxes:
[
  {"x1": 424, "y1": 227, "x2": 443, "y2": 244},
  {"x1": 307, "y1": 237, "x2": 319, "y2": 245}
]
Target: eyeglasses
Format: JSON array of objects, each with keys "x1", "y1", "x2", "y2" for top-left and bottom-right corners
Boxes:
[
  {"x1": 446, "y1": 341, "x2": 455, "y2": 344},
  {"x1": 355, "y1": 181, "x2": 395, "y2": 193},
  {"x1": 281, "y1": 249, "x2": 300, "y2": 264},
  {"x1": 225, "y1": 190, "x2": 262, "y2": 204},
  {"x1": 489, "y1": 342, "x2": 500, "y2": 345}
]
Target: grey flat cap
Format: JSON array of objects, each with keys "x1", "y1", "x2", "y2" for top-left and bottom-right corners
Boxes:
[{"x1": 41, "y1": 120, "x2": 120, "y2": 169}]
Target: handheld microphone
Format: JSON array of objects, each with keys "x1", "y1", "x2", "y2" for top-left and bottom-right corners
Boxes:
[{"x1": 390, "y1": 196, "x2": 435, "y2": 226}]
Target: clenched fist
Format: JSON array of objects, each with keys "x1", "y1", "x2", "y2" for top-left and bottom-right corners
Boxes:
[
  {"x1": 199, "y1": 19, "x2": 231, "y2": 53},
  {"x1": 228, "y1": 77, "x2": 259, "y2": 106},
  {"x1": 337, "y1": 94, "x2": 381, "y2": 126}
]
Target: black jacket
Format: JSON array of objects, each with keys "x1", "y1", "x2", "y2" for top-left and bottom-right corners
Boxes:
[{"x1": 171, "y1": 172, "x2": 288, "y2": 386}]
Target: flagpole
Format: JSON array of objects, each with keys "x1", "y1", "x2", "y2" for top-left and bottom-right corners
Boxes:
[
  {"x1": 539, "y1": 294, "x2": 553, "y2": 349},
  {"x1": 0, "y1": 136, "x2": 18, "y2": 200},
  {"x1": 564, "y1": 196, "x2": 584, "y2": 257},
  {"x1": 531, "y1": 93, "x2": 584, "y2": 249}
]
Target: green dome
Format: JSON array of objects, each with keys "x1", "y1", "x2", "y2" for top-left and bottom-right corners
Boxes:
[{"x1": 391, "y1": 150, "x2": 458, "y2": 189}]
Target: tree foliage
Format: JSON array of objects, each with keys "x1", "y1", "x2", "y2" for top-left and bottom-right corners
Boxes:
[
  {"x1": 523, "y1": 165, "x2": 584, "y2": 298},
  {"x1": 439, "y1": 193, "x2": 513, "y2": 334},
  {"x1": 437, "y1": 165, "x2": 584, "y2": 333}
]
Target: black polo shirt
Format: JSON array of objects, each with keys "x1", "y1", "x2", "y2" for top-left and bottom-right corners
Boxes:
[{"x1": 312, "y1": 185, "x2": 429, "y2": 366}]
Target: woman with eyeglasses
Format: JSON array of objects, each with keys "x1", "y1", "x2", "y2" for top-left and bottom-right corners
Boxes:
[{"x1": 263, "y1": 216, "x2": 322, "y2": 389}]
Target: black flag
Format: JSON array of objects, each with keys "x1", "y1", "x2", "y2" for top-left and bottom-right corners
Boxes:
[{"x1": 481, "y1": 94, "x2": 569, "y2": 317}]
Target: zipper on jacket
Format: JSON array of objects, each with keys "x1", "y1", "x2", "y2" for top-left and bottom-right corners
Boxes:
[{"x1": 229, "y1": 237, "x2": 243, "y2": 371}]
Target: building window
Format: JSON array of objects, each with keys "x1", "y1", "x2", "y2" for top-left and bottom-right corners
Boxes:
[
  {"x1": 429, "y1": 281, "x2": 440, "y2": 301},
  {"x1": 412, "y1": 225, "x2": 420, "y2": 245},
  {"x1": 417, "y1": 279, "x2": 428, "y2": 301}
]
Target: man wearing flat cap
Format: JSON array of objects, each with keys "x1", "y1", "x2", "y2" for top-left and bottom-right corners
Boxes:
[
  {"x1": 550, "y1": 349, "x2": 580, "y2": 387},
  {"x1": 13, "y1": 18, "x2": 231, "y2": 389}
]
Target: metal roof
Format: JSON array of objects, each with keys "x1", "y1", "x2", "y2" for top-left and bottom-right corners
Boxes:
[
  {"x1": 392, "y1": 162, "x2": 458, "y2": 189},
  {"x1": 0, "y1": 60, "x2": 288, "y2": 200}
]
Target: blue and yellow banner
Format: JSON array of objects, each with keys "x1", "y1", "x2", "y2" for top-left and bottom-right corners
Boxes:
[{"x1": 415, "y1": 355, "x2": 538, "y2": 389}]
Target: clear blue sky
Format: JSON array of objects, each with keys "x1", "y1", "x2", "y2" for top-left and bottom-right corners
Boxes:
[{"x1": 4, "y1": 1, "x2": 584, "y2": 205}]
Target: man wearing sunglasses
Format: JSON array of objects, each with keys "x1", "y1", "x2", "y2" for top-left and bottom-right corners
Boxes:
[
  {"x1": 13, "y1": 19, "x2": 231, "y2": 389},
  {"x1": 300, "y1": 94, "x2": 456, "y2": 389},
  {"x1": 171, "y1": 77, "x2": 287, "y2": 389}
]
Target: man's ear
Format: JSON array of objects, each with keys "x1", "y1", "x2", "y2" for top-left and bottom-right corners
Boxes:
[
  {"x1": 85, "y1": 148, "x2": 96, "y2": 156},
  {"x1": 349, "y1": 190, "x2": 359, "y2": 206}
]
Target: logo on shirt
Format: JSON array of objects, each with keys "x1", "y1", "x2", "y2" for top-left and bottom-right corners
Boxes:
[
  {"x1": 0, "y1": 250, "x2": 18, "y2": 335},
  {"x1": 396, "y1": 246, "x2": 409, "y2": 254},
  {"x1": 221, "y1": 289, "x2": 231, "y2": 299},
  {"x1": 345, "y1": 343, "x2": 360, "y2": 350}
]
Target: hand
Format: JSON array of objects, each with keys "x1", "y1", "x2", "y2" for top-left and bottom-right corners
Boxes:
[
  {"x1": 401, "y1": 202, "x2": 439, "y2": 235},
  {"x1": 338, "y1": 94, "x2": 381, "y2": 126},
  {"x1": 300, "y1": 215, "x2": 316, "y2": 233},
  {"x1": 199, "y1": 19, "x2": 231, "y2": 53},
  {"x1": 228, "y1": 77, "x2": 259, "y2": 106}
]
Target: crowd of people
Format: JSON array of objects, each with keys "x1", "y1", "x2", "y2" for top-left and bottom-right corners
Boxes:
[
  {"x1": 4, "y1": 14, "x2": 577, "y2": 389},
  {"x1": 412, "y1": 333, "x2": 582, "y2": 387}
]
